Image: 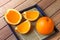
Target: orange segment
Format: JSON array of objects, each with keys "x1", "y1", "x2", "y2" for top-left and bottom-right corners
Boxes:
[
  {"x1": 4, "y1": 9, "x2": 22, "y2": 25},
  {"x1": 15, "y1": 20, "x2": 31, "y2": 34},
  {"x1": 22, "y1": 11, "x2": 39, "y2": 21}
]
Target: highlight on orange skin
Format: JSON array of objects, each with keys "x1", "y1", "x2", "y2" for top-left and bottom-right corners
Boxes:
[
  {"x1": 36, "y1": 17, "x2": 54, "y2": 35},
  {"x1": 4, "y1": 9, "x2": 22, "y2": 25}
]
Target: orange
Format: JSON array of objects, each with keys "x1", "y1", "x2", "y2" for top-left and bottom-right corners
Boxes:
[
  {"x1": 4, "y1": 9, "x2": 22, "y2": 25},
  {"x1": 15, "y1": 20, "x2": 31, "y2": 34},
  {"x1": 22, "y1": 11, "x2": 39, "y2": 21},
  {"x1": 36, "y1": 17, "x2": 54, "y2": 35}
]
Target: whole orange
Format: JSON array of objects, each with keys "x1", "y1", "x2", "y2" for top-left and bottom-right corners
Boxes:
[{"x1": 36, "y1": 17, "x2": 54, "y2": 35}]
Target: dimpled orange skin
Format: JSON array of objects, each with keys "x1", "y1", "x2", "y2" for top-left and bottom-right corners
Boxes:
[{"x1": 36, "y1": 17, "x2": 54, "y2": 35}]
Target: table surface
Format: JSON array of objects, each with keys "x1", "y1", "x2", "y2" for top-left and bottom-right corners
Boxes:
[{"x1": 0, "y1": 0, "x2": 60, "y2": 40}]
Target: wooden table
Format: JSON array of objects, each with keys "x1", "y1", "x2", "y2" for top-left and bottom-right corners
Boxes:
[{"x1": 0, "y1": 0, "x2": 60, "y2": 40}]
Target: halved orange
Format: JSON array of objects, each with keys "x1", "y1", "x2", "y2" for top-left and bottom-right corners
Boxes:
[
  {"x1": 22, "y1": 11, "x2": 39, "y2": 21},
  {"x1": 4, "y1": 9, "x2": 22, "y2": 25},
  {"x1": 15, "y1": 20, "x2": 31, "y2": 34}
]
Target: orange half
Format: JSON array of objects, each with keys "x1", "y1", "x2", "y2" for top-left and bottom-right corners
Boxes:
[
  {"x1": 4, "y1": 9, "x2": 22, "y2": 25},
  {"x1": 15, "y1": 20, "x2": 31, "y2": 34},
  {"x1": 22, "y1": 11, "x2": 39, "y2": 21}
]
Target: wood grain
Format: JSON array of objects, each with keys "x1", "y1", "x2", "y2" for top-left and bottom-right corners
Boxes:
[
  {"x1": 0, "y1": 17, "x2": 7, "y2": 29},
  {"x1": 15, "y1": 0, "x2": 40, "y2": 11},
  {"x1": 56, "y1": 23, "x2": 60, "y2": 31},
  {"x1": 0, "y1": 0, "x2": 40, "y2": 17},
  {"x1": 44, "y1": 0, "x2": 60, "y2": 17},
  {"x1": 0, "y1": 0, "x2": 26, "y2": 17},
  {"x1": 6, "y1": 34, "x2": 17, "y2": 40},
  {"x1": 38, "y1": 0, "x2": 56, "y2": 10},
  {"x1": 0, "y1": 0, "x2": 10, "y2": 7},
  {"x1": 0, "y1": 25, "x2": 13, "y2": 40},
  {"x1": 51, "y1": 9, "x2": 60, "y2": 25}
]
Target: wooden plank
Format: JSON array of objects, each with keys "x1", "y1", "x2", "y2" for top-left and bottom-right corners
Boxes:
[
  {"x1": 0, "y1": 17, "x2": 7, "y2": 29},
  {"x1": 15, "y1": 0, "x2": 40, "y2": 11},
  {"x1": 0, "y1": 0, "x2": 25, "y2": 17},
  {"x1": 37, "y1": 0, "x2": 56, "y2": 10},
  {"x1": 0, "y1": 13, "x2": 3, "y2": 17},
  {"x1": 6, "y1": 34, "x2": 17, "y2": 40},
  {"x1": 0, "y1": 25, "x2": 13, "y2": 40},
  {"x1": 56, "y1": 23, "x2": 60, "y2": 31},
  {"x1": 0, "y1": 0, "x2": 10, "y2": 7},
  {"x1": 44, "y1": 0, "x2": 60, "y2": 17},
  {"x1": 51, "y1": 10, "x2": 60, "y2": 25},
  {"x1": 0, "y1": 0, "x2": 40, "y2": 17}
]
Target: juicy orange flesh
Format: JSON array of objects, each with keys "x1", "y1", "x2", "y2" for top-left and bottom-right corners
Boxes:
[
  {"x1": 6, "y1": 10, "x2": 20, "y2": 23},
  {"x1": 16, "y1": 21, "x2": 30, "y2": 33},
  {"x1": 26, "y1": 11, "x2": 38, "y2": 19}
]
